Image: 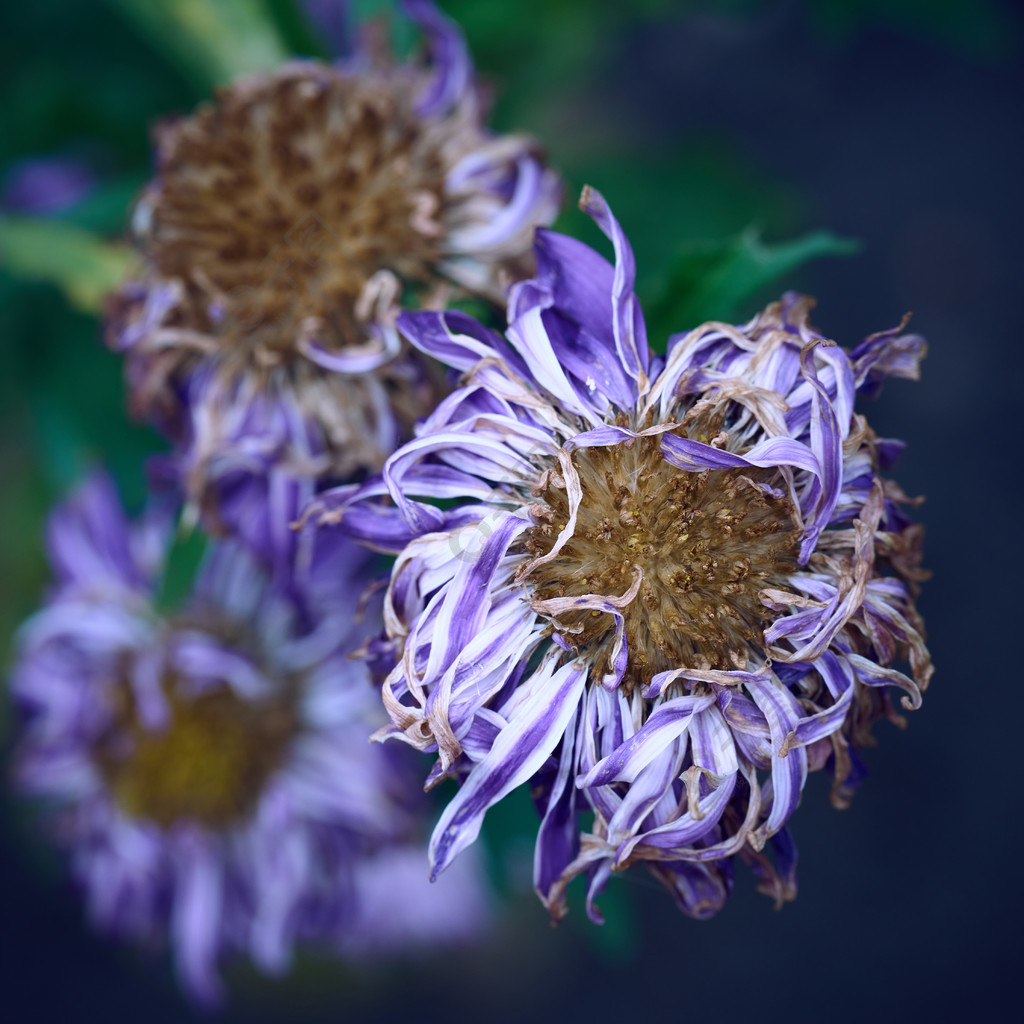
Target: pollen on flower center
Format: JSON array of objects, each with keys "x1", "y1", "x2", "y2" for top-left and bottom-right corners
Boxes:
[
  {"x1": 522, "y1": 431, "x2": 799, "y2": 691},
  {"x1": 143, "y1": 66, "x2": 448, "y2": 364},
  {"x1": 96, "y1": 672, "x2": 296, "y2": 828}
]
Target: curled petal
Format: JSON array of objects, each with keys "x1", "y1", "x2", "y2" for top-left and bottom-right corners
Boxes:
[{"x1": 429, "y1": 657, "x2": 587, "y2": 879}]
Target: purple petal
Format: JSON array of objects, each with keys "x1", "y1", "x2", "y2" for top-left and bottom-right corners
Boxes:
[
  {"x1": 397, "y1": 309, "x2": 527, "y2": 377},
  {"x1": 525, "y1": 228, "x2": 616, "y2": 354},
  {"x1": 171, "y1": 829, "x2": 224, "y2": 1006},
  {"x1": 779, "y1": 652, "x2": 855, "y2": 754},
  {"x1": 428, "y1": 657, "x2": 587, "y2": 879},
  {"x1": 402, "y1": 0, "x2": 472, "y2": 117},
  {"x1": 578, "y1": 186, "x2": 649, "y2": 383},
  {"x1": 746, "y1": 677, "x2": 808, "y2": 844},
  {"x1": 533, "y1": 706, "x2": 583, "y2": 903},
  {"x1": 46, "y1": 473, "x2": 153, "y2": 593},
  {"x1": 577, "y1": 694, "x2": 715, "y2": 787}
]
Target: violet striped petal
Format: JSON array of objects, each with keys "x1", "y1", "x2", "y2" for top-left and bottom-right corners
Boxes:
[
  {"x1": 585, "y1": 858, "x2": 614, "y2": 925},
  {"x1": 533, "y1": 706, "x2": 583, "y2": 903},
  {"x1": 428, "y1": 658, "x2": 587, "y2": 879},
  {"x1": 796, "y1": 342, "x2": 843, "y2": 560},
  {"x1": 623, "y1": 772, "x2": 737, "y2": 857},
  {"x1": 660, "y1": 433, "x2": 819, "y2": 482},
  {"x1": 605, "y1": 740, "x2": 688, "y2": 854},
  {"x1": 577, "y1": 694, "x2": 715, "y2": 787},
  {"x1": 530, "y1": 228, "x2": 616, "y2": 351},
  {"x1": 850, "y1": 318, "x2": 927, "y2": 396},
  {"x1": 397, "y1": 308, "x2": 527, "y2": 376},
  {"x1": 383, "y1": 431, "x2": 533, "y2": 531},
  {"x1": 450, "y1": 156, "x2": 545, "y2": 250},
  {"x1": 507, "y1": 306, "x2": 606, "y2": 424},
  {"x1": 779, "y1": 652, "x2": 855, "y2": 754},
  {"x1": 648, "y1": 860, "x2": 731, "y2": 920},
  {"x1": 847, "y1": 652, "x2": 923, "y2": 710},
  {"x1": 746, "y1": 677, "x2": 808, "y2": 845},
  {"x1": 690, "y1": 704, "x2": 739, "y2": 778},
  {"x1": 533, "y1": 310, "x2": 634, "y2": 410},
  {"x1": 297, "y1": 328, "x2": 399, "y2": 374},
  {"x1": 46, "y1": 473, "x2": 155, "y2": 593},
  {"x1": 423, "y1": 511, "x2": 530, "y2": 683},
  {"x1": 714, "y1": 686, "x2": 772, "y2": 768},
  {"x1": 578, "y1": 186, "x2": 649, "y2": 384}
]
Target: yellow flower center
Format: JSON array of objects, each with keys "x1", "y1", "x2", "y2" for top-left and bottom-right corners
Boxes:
[{"x1": 97, "y1": 676, "x2": 296, "y2": 828}]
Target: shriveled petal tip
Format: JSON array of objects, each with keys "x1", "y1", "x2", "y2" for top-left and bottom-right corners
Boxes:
[{"x1": 850, "y1": 314, "x2": 928, "y2": 396}]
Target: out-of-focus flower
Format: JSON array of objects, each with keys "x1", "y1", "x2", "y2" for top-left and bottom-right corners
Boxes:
[
  {"x1": 10, "y1": 473, "x2": 490, "y2": 1004},
  {"x1": 310, "y1": 187, "x2": 931, "y2": 921},
  {"x1": 1, "y1": 154, "x2": 96, "y2": 216},
  {"x1": 106, "y1": 0, "x2": 560, "y2": 534}
]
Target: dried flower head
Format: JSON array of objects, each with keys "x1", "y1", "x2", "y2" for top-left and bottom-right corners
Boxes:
[
  {"x1": 107, "y1": 0, "x2": 560, "y2": 528},
  {"x1": 311, "y1": 188, "x2": 931, "y2": 920},
  {"x1": 11, "y1": 474, "x2": 490, "y2": 1003}
]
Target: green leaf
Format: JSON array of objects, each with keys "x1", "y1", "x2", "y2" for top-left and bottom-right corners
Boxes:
[
  {"x1": 61, "y1": 174, "x2": 149, "y2": 235},
  {"x1": 0, "y1": 215, "x2": 134, "y2": 313},
  {"x1": 155, "y1": 526, "x2": 208, "y2": 614},
  {"x1": 645, "y1": 227, "x2": 859, "y2": 345},
  {"x1": 477, "y1": 782, "x2": 539, "y2": 900},
  {"x1": 103, "y1": 0, "x2": 289, "y2": 90}
]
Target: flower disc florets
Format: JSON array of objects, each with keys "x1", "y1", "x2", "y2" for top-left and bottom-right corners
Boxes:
[
  {"x1": 311, "y1": 187, "x2": 931, "y2": 922},
  {"x1": 11, "y1": 474, "x2": 490, "y2": 1003},
  {"x1": 523, "y1": 425, "x2": 800, "y2": 691},
  {"x1": 106, "y1": 0, "x2": 560, "y2": 529}
]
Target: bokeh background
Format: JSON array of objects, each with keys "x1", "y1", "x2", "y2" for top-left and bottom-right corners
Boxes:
[{"x1": 1, "y1": 0, "x2": 1020, "y2": 1020}]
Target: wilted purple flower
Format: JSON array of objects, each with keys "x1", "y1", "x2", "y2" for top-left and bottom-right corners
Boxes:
[
  {"x1": 106, "y1": 0, "x2": 559, "y2": 535},
  {"x1": 10, "y1": 473, "x2": 490, "y2": 1003},
  {"x1": 310, "y1": 187, "x2": 932, "y2": 921}
]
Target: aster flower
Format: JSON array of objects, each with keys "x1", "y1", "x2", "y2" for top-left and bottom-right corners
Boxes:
[
  {"x1": 309, "y1": 187, "x2": 931, "y2": 921},
  {"x1": 10, "y1": 473, "x2": 490, "y2": 1004},
  {"x1": 106, "y1": 0, "x2": 560, "y2": 532}
]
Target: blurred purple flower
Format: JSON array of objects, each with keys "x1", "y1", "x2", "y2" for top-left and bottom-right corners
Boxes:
[
  {"x1": 1, "y1": 155, "x2": 96, "y2": 216},
  {"x1": 105, "y1": 0, "x2": 560, "y2": 537},
  {"x1": 309, "y1": 187, "x2": 932, "y2": 921},
  {"x1": 10, "y1": 473, "x2": 490, "y2": 1004}
]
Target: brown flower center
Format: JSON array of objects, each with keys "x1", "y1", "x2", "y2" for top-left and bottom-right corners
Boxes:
[
  {"x1": 523, "y1": 430, "x2": 799, "y2": 692},
  {"x1": 143, "y1": 65, "x2": 448, "y2": 365},
  {"x1": 96, "y1": 672, "x2": 296, "y2": 828}
]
